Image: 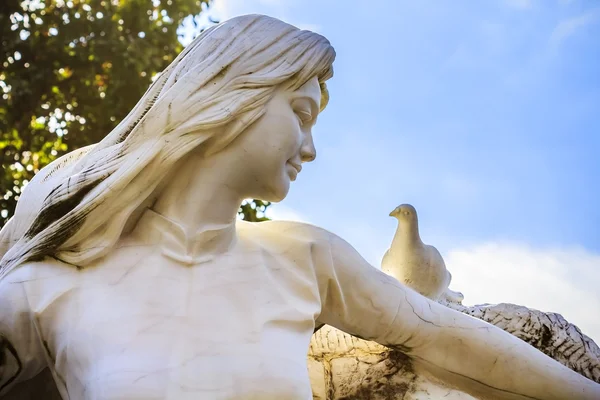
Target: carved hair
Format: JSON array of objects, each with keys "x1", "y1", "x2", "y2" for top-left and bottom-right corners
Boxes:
[{"x1": 0, "y1": 14, "x2": 335, "y2": 277}]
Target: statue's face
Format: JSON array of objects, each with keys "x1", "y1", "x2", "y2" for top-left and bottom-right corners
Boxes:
[{"x1": 234, "y1": 76, "x2": 321, "y2": 202}]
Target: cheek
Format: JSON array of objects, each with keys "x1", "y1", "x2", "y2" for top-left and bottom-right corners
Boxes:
[
  {"x1": 243, "y1": 113, "x2": 302, "y2": 176},
  {"x1": 281, "y1": 116, "x2": 304, "y2": 153},
  {"x1": 264, "y1": 117, "x2": 302, "y2": 162}
]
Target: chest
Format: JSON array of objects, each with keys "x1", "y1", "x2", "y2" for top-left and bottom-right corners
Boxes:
[{"x1": 24, "y1": 246, "x2": 321, "y2": 399}]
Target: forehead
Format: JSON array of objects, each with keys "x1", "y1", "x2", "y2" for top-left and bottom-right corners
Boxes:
[{"x1": 290, "y1": 77, "x2": 321, "y2": 109}]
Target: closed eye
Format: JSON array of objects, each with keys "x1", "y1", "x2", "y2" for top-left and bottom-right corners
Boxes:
[
  {"x1": 295, "y1": 110, "x2": 313, "y2": 125},
  {"x1": 291, "y1": 96, "x2": 318, "y2": 126}
]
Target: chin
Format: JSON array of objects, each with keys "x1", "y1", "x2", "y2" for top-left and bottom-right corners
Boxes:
[
  {"x1": 267, "y1": 187, "x2": 289, "y2": 203},
  {"x1": 262, "y1": 178, "x2": 290, "y2": 203}
]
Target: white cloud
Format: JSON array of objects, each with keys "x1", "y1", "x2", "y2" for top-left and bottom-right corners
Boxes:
[
  {"x1": 445, "y1": 242, "x2": 600, "y2": 342},
  {"x1": 549, "y1": 9, "x2": 600, "y2": 47}
]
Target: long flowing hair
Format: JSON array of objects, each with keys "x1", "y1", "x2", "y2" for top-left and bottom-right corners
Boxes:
[{"x1": 0, "y1": 14, "x2": 335, "y2": 278}]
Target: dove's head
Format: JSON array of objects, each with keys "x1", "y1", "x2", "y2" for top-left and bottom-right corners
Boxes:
[{"x1": 389, "y1": 204, "x2": 418, "y2": 223}]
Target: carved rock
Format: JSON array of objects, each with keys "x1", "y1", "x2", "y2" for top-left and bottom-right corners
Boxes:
[{"x1": 308, "y1": 325, "x2": 474, "y2": 399}]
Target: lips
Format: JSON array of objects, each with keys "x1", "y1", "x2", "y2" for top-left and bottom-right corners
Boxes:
[
  {"x1": 287, "y1": 162, "x2": 301, "y2": 181},
  {"x1": 288, "y1": 162, "x2": 302, "y2": 174}
]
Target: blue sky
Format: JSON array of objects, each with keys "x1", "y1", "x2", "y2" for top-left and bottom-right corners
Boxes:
[{"x1": 183, "y1": 0, "x2": 600, "y2": 340}]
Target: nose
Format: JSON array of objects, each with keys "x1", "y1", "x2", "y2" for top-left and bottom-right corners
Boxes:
[{"x1": 300, "y1": 132, "x2": 316, "y2": 163}]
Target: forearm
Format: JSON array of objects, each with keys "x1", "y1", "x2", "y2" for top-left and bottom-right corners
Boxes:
[{"x1": 394, "y1": 294, "x2": 600, "y2": 400}]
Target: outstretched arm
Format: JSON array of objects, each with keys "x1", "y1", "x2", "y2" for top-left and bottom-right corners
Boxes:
[{"x1": 316, "y1": 230, "x2": 600, "y2": 400}]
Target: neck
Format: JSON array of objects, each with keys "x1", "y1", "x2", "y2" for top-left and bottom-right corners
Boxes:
[
  {"x1": 392, "y1": 219, "x2": 421, "y2": 248},
  {"x1": 132, "y1": 150, "x2": 245, "y2": 265},
  {"x1": 151, "y1": 152, "x2": 244, "y2": 235}
]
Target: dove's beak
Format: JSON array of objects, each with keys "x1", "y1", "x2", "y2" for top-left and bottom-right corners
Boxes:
[{"x1": 389, "y1": 209, "x2": 398, "y2": 217}]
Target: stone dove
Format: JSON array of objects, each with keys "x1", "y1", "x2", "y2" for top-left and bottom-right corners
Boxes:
[{"x1": 381, "y1": 204, "x2": 451, "y2": 301}]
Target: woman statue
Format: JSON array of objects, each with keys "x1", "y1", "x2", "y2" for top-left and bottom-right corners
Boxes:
[{"x1": 0, "y1": 14, "x2": 598, "y2": 400}]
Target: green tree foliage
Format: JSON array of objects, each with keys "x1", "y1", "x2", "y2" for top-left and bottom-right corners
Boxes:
[
  {"x1": 0, "y1": 0, "x2": 270, "y2": 228},
  {"x1": 239, "y1": 199, "x2": 270, "y2": 222}
]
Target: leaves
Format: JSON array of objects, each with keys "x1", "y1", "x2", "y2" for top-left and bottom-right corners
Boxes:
[
  {"x1": 239, "y1": 199, "x2": 271, "y2": 222},
  {"x1": 0, "y1": 0, "x2": 270, "y2": 227}
]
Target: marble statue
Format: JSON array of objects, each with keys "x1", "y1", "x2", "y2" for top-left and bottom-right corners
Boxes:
[{"x1": 0, "y1": 14, "x2": 599, "y2": 400}]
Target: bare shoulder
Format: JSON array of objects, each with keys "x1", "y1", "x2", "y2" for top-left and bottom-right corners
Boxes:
[
  {"x1": 244, "y1": 219, "x2": 336, "y2": 243},
  {"x1": 241, "y1": 220, "x2": 360, "y2": 260}
]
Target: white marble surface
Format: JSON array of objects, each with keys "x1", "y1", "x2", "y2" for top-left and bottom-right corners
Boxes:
[{"x1": 0, "y1": 14, "x2": 599, "y2": 400}]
